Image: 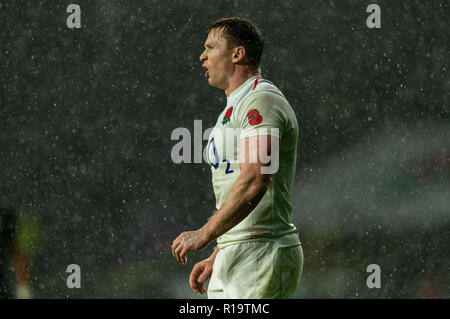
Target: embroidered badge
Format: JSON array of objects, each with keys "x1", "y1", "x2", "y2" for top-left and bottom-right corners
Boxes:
[
  {"x1": 221, "y1": 107, "x2": 233, "y2": 125},
  {"x1": 247, "y1": 109, "x2": 263, "y2": 126}
]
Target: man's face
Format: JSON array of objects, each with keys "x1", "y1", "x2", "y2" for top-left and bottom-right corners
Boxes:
[{"x1": 199, "y1": 28, "x2": 234, "y2": 89}]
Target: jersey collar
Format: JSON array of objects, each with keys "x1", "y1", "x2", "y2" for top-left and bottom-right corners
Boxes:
[{"x1": 227, "y1": 75, "x2": 262, "y2": 103}]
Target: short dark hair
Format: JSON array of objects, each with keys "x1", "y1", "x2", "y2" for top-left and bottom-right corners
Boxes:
[{"x1": 208, "y1": 17, "x2": 264, "y2": 70}]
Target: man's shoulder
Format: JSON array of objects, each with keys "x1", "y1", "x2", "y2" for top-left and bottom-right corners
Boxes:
[
  {"x1": 237, "y1": 77, "x2": 286, "y2": 103},
  {"x1": 238, "y1": 86, "x2": 291, "y2": 113}
]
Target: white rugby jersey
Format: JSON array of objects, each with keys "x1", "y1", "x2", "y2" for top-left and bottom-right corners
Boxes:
[{"x1": 206, "y1": 75, "x2": 300, "y2": 248}]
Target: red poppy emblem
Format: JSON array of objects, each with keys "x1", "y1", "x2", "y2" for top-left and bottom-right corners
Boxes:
[{"x1": 247, "y1": 109, "x2": 263, "y2": 126}]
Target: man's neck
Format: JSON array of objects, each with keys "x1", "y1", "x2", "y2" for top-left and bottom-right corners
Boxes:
[{"x1": 224, "y1": 70, "x2": 260, "y2": 97}]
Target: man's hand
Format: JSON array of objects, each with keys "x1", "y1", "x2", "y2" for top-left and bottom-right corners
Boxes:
[
  {"x1": 171, "y1": 229, "x2": 209, "y2": 264},
  {"x1": 189, "y1": 258, "x2": 214, "y2": 294}
]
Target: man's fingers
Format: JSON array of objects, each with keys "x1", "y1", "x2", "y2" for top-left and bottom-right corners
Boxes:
[
  {"x1": 171, "y1": 231, "x2": 204, "y2": 266},
  {"x1": 197, "y1": 266, "x2": 211, "y2": 294},
  {"x1": 180, "y1": 246, "x2": 188, "y2": 264},
  {"x1": 171, "y1": 241, "x2": 179, "y2": 259},
  {"x1": 175, "y1": 243, "x2": 184, "y2": 264},
  {"x1": 189, "y1": 262, "x2": 211, "y2": 295},
  {"x1": 189, "y1": 265, "x2": 203, "y2": 291},
  {"x1": 172, "y1": 240, "x2": 182, "y2": 262},
  {"x1": 171, "y1": 233, "x2": 183, "y2": 260},
  {"x1": 197, "y1": 267, "x2": 212, "y2": 284}
]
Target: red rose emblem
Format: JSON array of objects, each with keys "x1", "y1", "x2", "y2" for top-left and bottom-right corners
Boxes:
[
  {"x1": 221, "y1": 107, "x2": 233, "y2": 125},
  {"x1": 225, "y1": 107, "x2": 233, "y2": 118},
  {"x1": 247, "y1": 109, "x2": 263, "y2": 126}
]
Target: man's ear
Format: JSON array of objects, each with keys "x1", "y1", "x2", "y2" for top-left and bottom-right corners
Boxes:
[{"x1": 232, "y1": 46, "x2": 246, "y2": 63}]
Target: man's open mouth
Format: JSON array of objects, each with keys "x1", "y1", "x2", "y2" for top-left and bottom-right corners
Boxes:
[{"x1": 202, "y1": 66, "x2": 209, "y2": 78}]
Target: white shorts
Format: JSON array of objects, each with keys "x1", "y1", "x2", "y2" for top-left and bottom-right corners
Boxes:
[{"x1": 207, "y1": 241, "x2": 303, "y2": 299}]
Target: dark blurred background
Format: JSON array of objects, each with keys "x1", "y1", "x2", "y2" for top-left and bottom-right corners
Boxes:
[{"x1": 1, "y1": 0, "x2": 448, "y2": 298}]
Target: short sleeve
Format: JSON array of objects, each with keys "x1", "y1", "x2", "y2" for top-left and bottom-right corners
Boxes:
[{"x1": 235, "y1": 90, "x2": 288, "y2": 140}]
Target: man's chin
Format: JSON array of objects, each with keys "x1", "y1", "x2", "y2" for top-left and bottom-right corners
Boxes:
[
  {"x1": 207, "y1": 77, "x2": 223, "y2": 89},
  {"x1": 207, "y1": 77, "x2": 217, "y2": 87}
]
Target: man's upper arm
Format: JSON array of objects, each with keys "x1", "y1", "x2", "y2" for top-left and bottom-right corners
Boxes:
[
  {"x1": 236, "y1": 91, "x2": 285, "y2": 176},
  {"x1": 238, "y1": 135, "x2": 274, "y2": 193}
]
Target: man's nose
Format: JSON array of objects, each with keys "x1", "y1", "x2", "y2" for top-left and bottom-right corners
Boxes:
[{"x1": 199, "y1": 50, "x2": 207, "y2": 63}]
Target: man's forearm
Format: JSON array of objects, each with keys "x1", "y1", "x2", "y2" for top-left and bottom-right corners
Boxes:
[{"x1": 201, "y1": 174, "x2": 268, "y2": 242}]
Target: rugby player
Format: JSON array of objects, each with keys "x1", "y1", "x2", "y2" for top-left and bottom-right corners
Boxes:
[{"x1": 171, "y1": 17, "x2": 303, "y2": 298}]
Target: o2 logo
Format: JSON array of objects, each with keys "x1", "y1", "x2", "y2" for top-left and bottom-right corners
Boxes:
[{"x1": 207, "y1": 137, "x2": 234, "y2": 174}]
